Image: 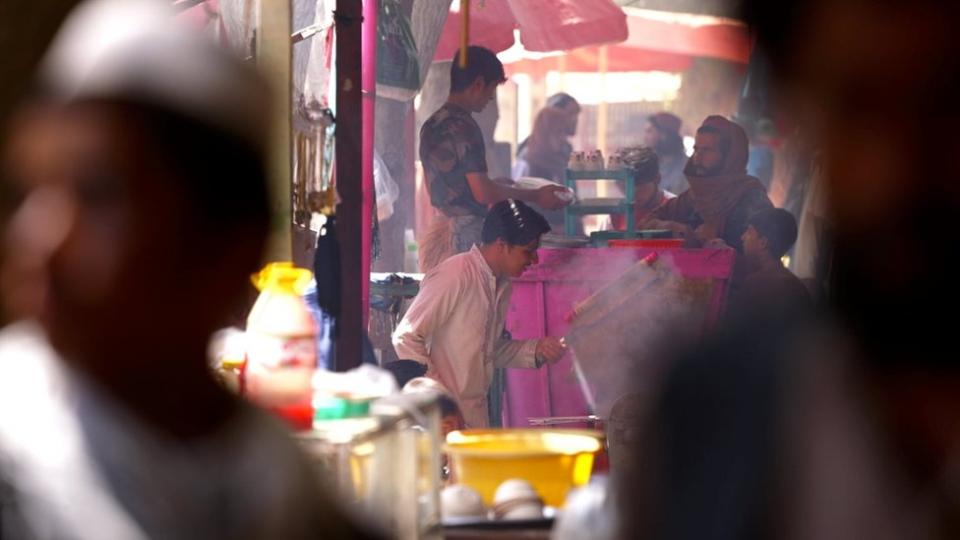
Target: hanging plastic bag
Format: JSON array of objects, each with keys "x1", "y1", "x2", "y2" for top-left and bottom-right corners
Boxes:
[
  {"x1": 376, "y1": 0, "x2": 420, "y2": 93},
  {"x1": 373, "y1": 149, "x2": 400, "y2": 221},
  {"x1": 303, "y1": 0, "x2": 336, "y2": 107}
]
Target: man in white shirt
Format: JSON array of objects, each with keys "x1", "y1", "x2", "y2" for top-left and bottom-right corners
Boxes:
[{"x1": 393, "y1": 200, "x2": 567, "y2": 428}]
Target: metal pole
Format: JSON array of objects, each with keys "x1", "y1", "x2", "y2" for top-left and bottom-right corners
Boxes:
[
  {"x1": 361, "y1": 0, "x2": 377, "y2": 327},
  {"x1": 334, "y1": 0, "x2": 365, "y2": 371}
]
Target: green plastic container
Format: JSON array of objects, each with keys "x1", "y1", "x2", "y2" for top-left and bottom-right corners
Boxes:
[{"x1": 313, "y1": 395, "x2": 373, "y2": 421}]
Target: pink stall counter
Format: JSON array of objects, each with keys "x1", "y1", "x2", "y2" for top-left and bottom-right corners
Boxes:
[{"x1": 502, "y1": 246, "x2": 737, "y2": 428}]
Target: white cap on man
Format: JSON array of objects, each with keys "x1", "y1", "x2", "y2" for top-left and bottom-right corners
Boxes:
[{"x1": 39, "y1": 0, "x2": 269, "y2": 149}]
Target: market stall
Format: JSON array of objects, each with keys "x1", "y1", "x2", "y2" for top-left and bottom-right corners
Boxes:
[
  {"x1": 199, "y1": 1, "x2": 749, "y2": 538},
  {"x1": 504, "y1": 246, "x2": 735, "y2": 427}
]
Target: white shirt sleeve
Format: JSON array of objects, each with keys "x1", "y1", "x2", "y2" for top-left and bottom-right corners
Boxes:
[
  {"x1": 493, "y1": 336, "x2": 538, "y2": 369},
  {"x1": 391, "y1": 266, "x2": 463, "y2": 367}
]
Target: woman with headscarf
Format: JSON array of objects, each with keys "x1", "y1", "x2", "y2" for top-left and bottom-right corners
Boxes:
[
  {"x1": 513, "y1": 106, "x2": 575, "y2": 230},
  {"x1": 515, "y1": 93, "x2": 581, "y2": 160},
  {"x1": 644, "y1": 112, "x2": 688, "y2": 194},
  {"x1": 644, "y1": 115, "x2": 773, "y2": 253},
  {"x1": 513, "y1": 106, "x2": 571, "y2": 183}
]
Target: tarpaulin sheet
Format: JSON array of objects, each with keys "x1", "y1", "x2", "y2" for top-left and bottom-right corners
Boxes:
[{"x1": 433, "y1": 0, "x2": 628, "y2": 62}]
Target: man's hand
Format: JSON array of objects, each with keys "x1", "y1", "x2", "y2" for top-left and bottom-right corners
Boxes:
[
  {"x1": 663, "y1": 221, "x2": 693, "y2": 239},
  {"x1": 534, "y1": 185, "x2": 572, "y2": 210},
  {"x1": 693, "y1": 223, "x2": 720, "y2": 243},
  {"x1": 535, "y1": 337, "x2": 567, "y2": 367}
]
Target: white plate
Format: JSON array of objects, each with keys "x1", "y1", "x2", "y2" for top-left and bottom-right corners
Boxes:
[
  {"x1": 514, "y1": 176, "x2": 560, "y2": 190},
  {"x1": 514, "y1": 176, "x2": 575, "y2": 202}
]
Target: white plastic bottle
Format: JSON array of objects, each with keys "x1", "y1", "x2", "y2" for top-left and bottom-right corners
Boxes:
[
  {"x1": 404, "y1": 228, "x2": 419, "y2": 273},
  {"x1": 244, "y1": 263, "x2": 318, "y2": 430}
]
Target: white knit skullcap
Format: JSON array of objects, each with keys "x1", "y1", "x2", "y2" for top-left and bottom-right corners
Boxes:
[{"x1": 39, "y1": 0, "x2": 269, "y2": 149}]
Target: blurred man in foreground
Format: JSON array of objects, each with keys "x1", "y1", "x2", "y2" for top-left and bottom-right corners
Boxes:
[
  {"x1": 0, "y1": 1, "x2": 369, "y2": 538},
  {"x1": 622, "y1": 1, "x2": 960, "y2": 538}
]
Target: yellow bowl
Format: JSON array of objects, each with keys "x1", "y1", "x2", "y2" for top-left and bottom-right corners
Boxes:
[{"x1": 444, "y1": 429, "x2": 602, "y2": 507}]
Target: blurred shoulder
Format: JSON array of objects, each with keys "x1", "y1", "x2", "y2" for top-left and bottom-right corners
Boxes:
[{"x1": 220, "y1": 403, "x2": 381, "y2": 538}]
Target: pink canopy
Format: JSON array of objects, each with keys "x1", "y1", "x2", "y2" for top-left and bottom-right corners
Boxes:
[
  {"x1": 433, "y1": 0, "x2": 629, "y2": 63},
  {"x1": 503, "y1": 8, "x2": 752, "y2": 75},
  {"x1": 175, "y1": 0, "x2": 219, "y2": 29}
]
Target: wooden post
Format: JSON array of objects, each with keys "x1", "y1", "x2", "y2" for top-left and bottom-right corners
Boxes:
[
  {"x1": 596, "y1": 45, "x2": 609, "y2": 197},
  {"x1": 557, "y1": 54, "x2": 567, "y2": 92},
  {"x1": 258, "y1": 0, "x2": 292, "y2": 261},
  {"x1": 335, "y1": 0, "x2": 364, "y2": 371},
  {"x1": 459, "y1": 0, "x2": 469, "y2": 67}
]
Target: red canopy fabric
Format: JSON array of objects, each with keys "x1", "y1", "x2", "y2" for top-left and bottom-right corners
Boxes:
[
  {"x1": 433, "y1": 0, "x2": 628, "y2": 63},
  {"x1": 176, "y1": 0, "x2": 219, "y2": 30},
  {"x1": 504, "y1": 8, "x2": 752, "y2": 75},
  {"x1": 619, "y1": 8, "x2": 751, "y2": 64}
]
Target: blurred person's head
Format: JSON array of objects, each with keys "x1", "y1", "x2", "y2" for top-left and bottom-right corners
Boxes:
[
  {"x1": 618, "y1": 146, "x2": 662, "y2": 206},
  {"x1": 436, "y1": 394, "x2": 466, "y2": 438},
  {"x1": 385, "y1": 360, "x2": 428, "y2": 389},
  {"x1": 546, "y1": 92, "x2": 581, "y2": 136},
  {"x1": 687, "y1": 115, "x2": 749, "y2": 178},
  {"x1": 753, "y1": 118, "x2": 777, "y2": 145},
  {"x1": 546, "y1": 92, "x2": 579, "y2": 113},
  {"x1": 527, "y1": 107, "x2": 571, "y2": 160},
  {"x1": 1, "y1": 0, "x2": 270, "y2": 381},
  {"x1": 643, "y1": 112, "x2": 684, "y2": 158},
  {"x1": 402, "y1": 376, "x2": 448, "y2": 395},
  {"x1": 740, "y1": 0, "x2": 960, "y2": 481},
  {"x1": 742, "y1": 208, "x2": 798, "y2": 270},
  {"x1": 480, "y1": 199, "x2": 550, "y2": 278},
  {"x1": 742, "y1": 0, "x2": 959, "y2": 364},
  {"x1": 402, "y1": 376, "x2": 465, "y2": 436},
  {"x1": 449, "y1": 46, "x2": 506, "y2": 113}
]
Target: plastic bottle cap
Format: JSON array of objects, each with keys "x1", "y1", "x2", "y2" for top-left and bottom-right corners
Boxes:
[{"x1": 251, "y1": 262, "x2": 314, "y2": 294}]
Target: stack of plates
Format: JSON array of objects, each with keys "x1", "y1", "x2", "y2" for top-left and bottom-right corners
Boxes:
[
  {"x1": 541, "y1": 233, "x2": 590, "y2": 248},
  {"x1": 577, "y1": 197, "x2": 622, "y2": 208}
]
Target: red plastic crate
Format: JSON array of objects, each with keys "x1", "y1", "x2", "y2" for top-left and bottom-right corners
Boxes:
[{"x1": 608, "y1": 238, "x2": 684, "y2": 249}]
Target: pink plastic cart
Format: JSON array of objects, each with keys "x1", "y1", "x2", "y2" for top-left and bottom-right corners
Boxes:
[{"x1": 502, "y1": 247, "x2": 736, "y2": 427}]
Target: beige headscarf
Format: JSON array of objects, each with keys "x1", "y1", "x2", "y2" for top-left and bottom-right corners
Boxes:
[{"x1": 685, "y1": 116, "x2": 766, "y2": 235}]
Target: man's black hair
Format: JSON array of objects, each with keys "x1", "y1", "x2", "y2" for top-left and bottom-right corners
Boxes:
[
  {"x1": 437, "y1": 395, "x2": 461, "y2": 419},
  {"x1": 481, "y1": 199, "x2": 550, "y2": 246},
  {"x1": 748, "y1": 208, "x2": 798, "y2": 259},
  {"x1": 546, "y1": 92, "x2": 579, "y2": 111},
  {"x1": 384, "y1": 360, "x2": 429, "y2": 389},
  {"x1": 618, "y1": 146, "x2": 660, "y2": 183},
  {"x1": 648, "y1": 114, "x2": 685, "y2": 158},
  {"x1": 450, "y1": 46, "x2": 506, "y2": 93}
]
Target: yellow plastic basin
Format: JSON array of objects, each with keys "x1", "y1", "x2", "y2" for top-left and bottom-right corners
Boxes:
[{"x1": 444, "y1": 429, "x2": 602, "y2": 507}]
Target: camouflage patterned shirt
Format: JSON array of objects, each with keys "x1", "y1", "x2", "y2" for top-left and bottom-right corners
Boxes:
[{"x1": 419, "y1": 103, "x2": 488, "y2": 217}]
